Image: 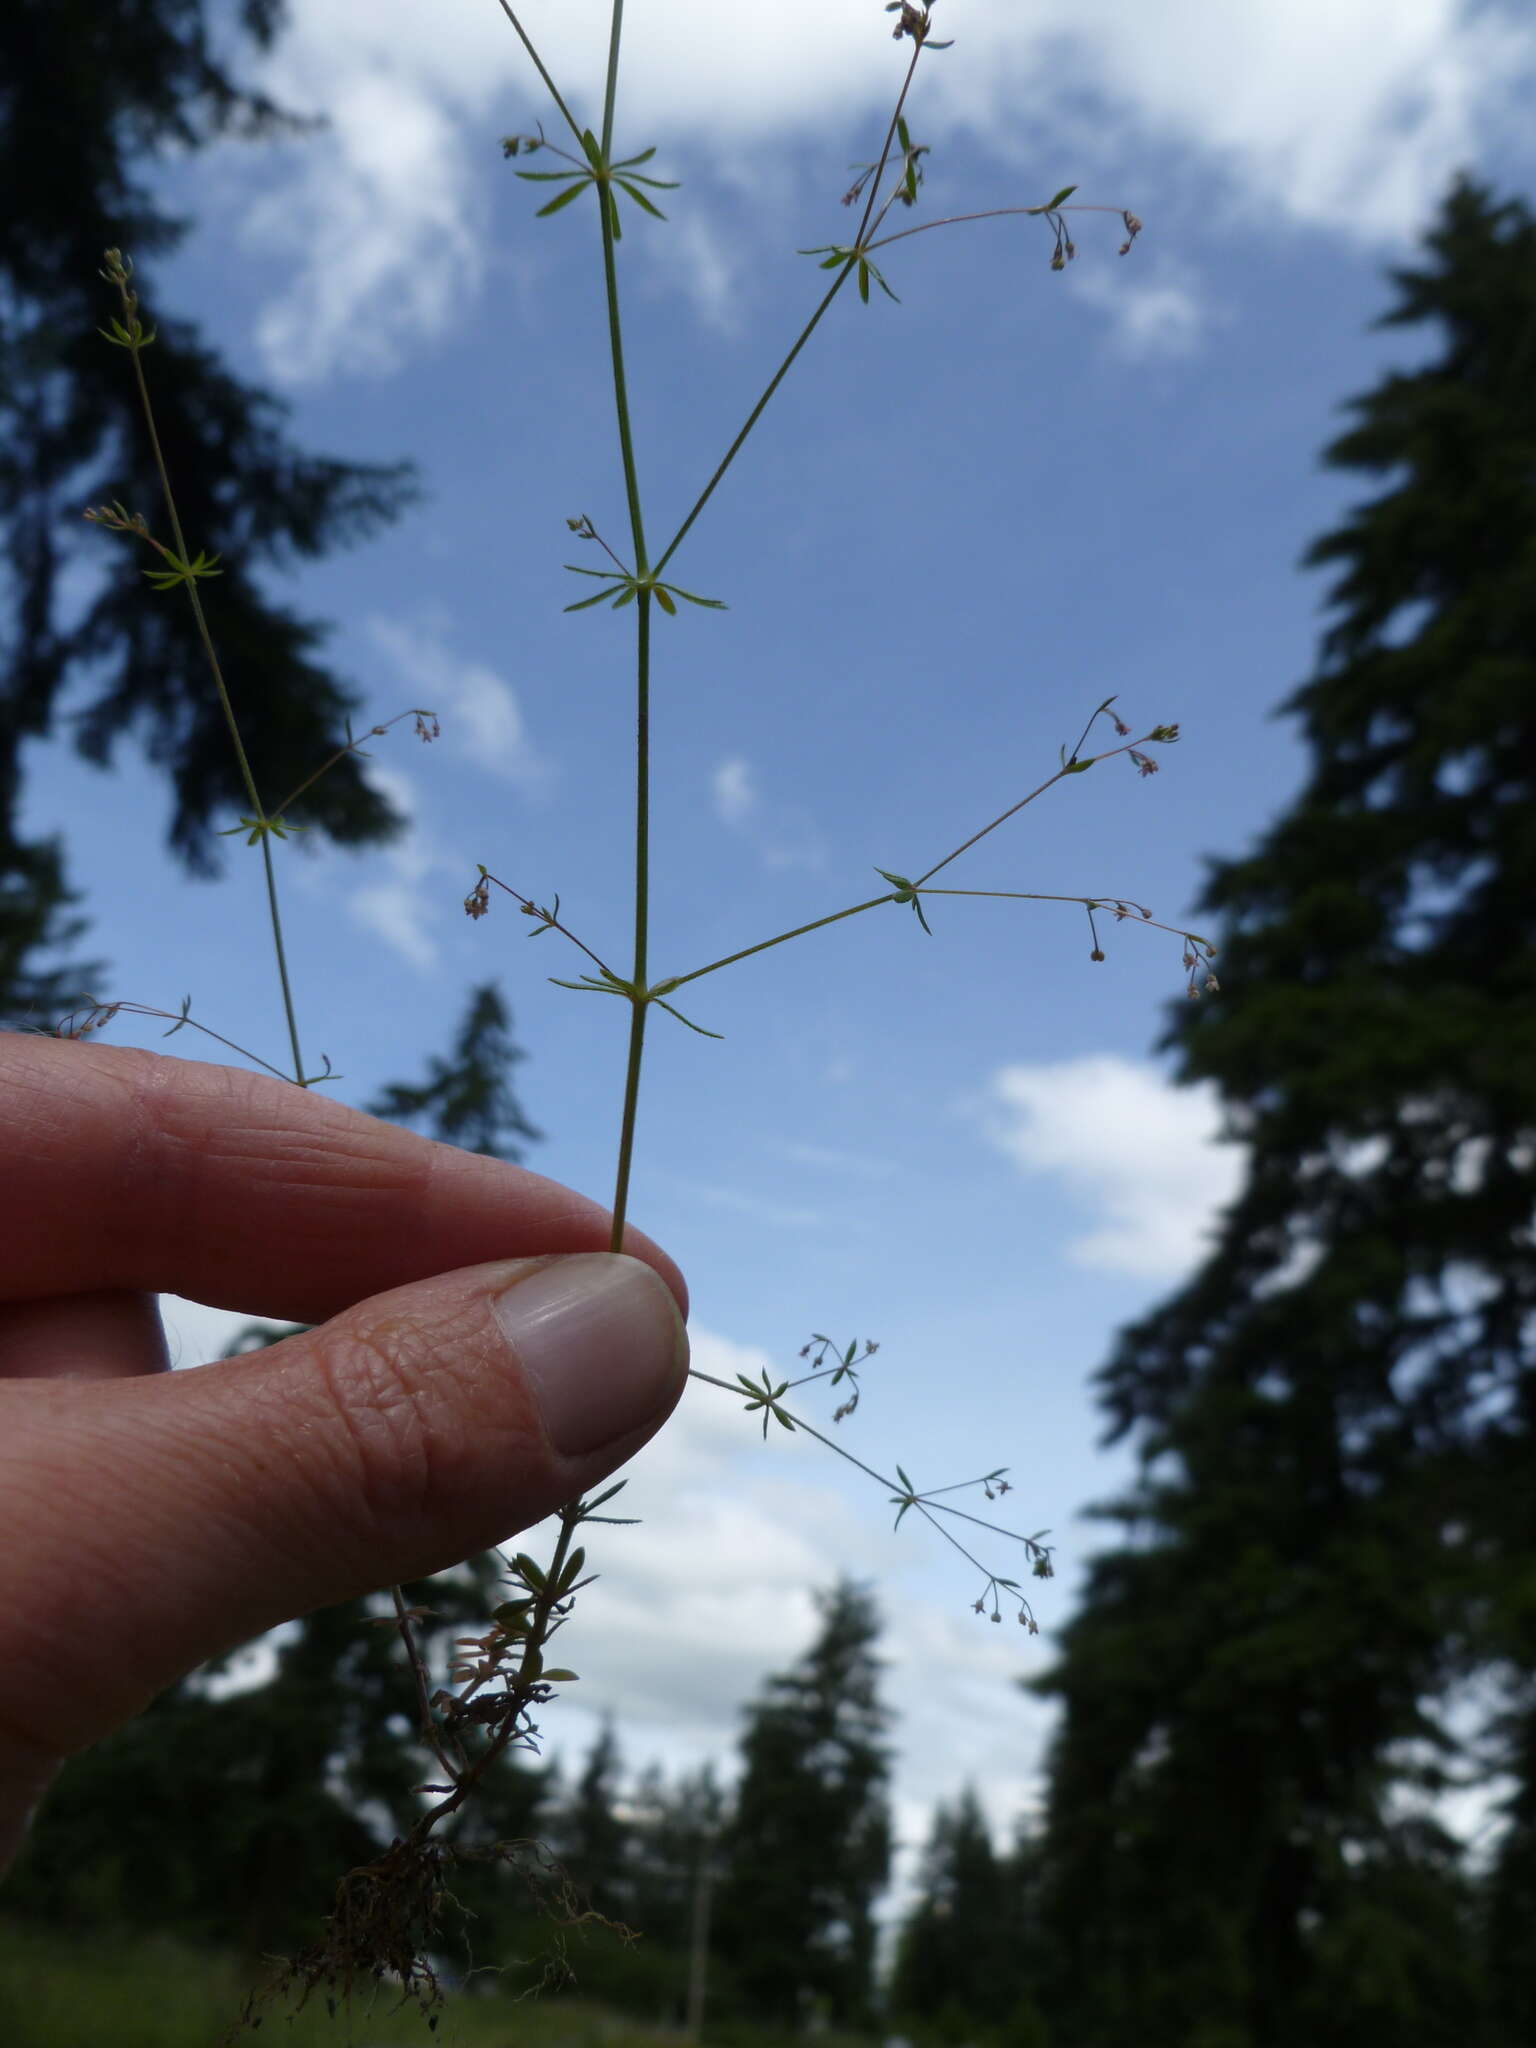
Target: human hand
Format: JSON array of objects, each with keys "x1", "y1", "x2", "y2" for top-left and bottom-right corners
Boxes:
[{"x1": 0, "y1": 1036, "x2": 689, "y2": 1873}]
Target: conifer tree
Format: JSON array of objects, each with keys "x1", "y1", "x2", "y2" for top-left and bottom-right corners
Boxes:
[
  {"x1": 367, "y1": 982, "x2": 542, "y2": 1160},
  {"x1": 714, "y1": 1582, "x2": 891, "y2": 2030},
  {"x1": 892, "y1": 1787, "x2": 1047, "y2": 2042},
  {"x1": 0, "y1": 0, "x2": 417, "y2": 1023},
  {"x1": 1031, "y1": 176, "x2": 1536, "y2": 2048}
]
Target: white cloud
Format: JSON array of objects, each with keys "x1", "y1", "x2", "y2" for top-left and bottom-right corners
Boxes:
[
  {"x1": 986, "y1": 1052, "x2": 1244, "y2": 1278},
  {"x1": 243, "y1": 64, "x2": 482, "y2": 383},
  {"x1": 768, "y1": 1138, "x2": 895, "y2": 1179},
  {"x1": 228, "y1": 0, "x2": 1534, "y2": 383},
  {"x1": 707, "y1": 753, "x2": 823, "y2": 869},
  {"x1": 1071, "y1": 261, "x2": 1213, "y2": 360},
  {"x1": 710, "y1": 755, "x2": 756, "y2": 827},
  {"x1": 351, "y1": 878, "x2": 440, "y2": 971},
  {"x1": 329, "y1": 759, "x2": 448, "y2": 972},
  {"x1": 366, "y1": 615, "x2": 544, "y2": 787}
]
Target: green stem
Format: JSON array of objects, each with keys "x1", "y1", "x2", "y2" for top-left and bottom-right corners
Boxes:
[
  {"x1": 258, "y1": 835, "x2": 307, "y2": 1085},
  {"x1": 493, "y1": 0, "x2": 584, "y2": 145},
  {"x1": 663, "y1": 892, "x2": 894, "y2": 992},
  {"x1": 600, "y1": 189, "x2": 649, "y2": 572},
  {"x1": 653, "y1": 40, "x2": 926, "y2": 579},
  {"x1": 416, "y1": 1500, "x2": 584, "y2": 1833},
  {"x1": 654, "y1": 268, "x2": 851, "y2": 578},
  {"x1": 914, "y1": 733, "x2": 1162, "y2": 887},
  {"x1": 123, "y1": 320, "x2": 307, "y2": 1085},
  {"x1": 849, "y1": 40, "x2": 923, "y2": 251},
  {"x1": 594, "y1": 0, "x2": 651, "y2": 1246},
  {"x1": 868, "y1": 201, "x2": 1126, "y2": 254},
  {"x1": 599, "y1": 0, "x2": 625, "y2": 161}
]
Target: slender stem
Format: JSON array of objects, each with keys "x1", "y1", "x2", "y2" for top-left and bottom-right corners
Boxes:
[
  {"x1": 686, "y1": 1369, "x2": 1039, "y2": 1576},
  {"x1": 493, "y1": 0, "x2": 584, "y2": 145},
  {"x1": 600, "y1": 0, "x2": 625, "y2": 161},
  {"x1": 849, "y1": 41, "x2": 923, "y2": 251},
  {"x1": 257, "y1": 835, "x2": 307, "y2": 1084},
  {"x1": 654, "y1": 269, "x2": 850, "y2": 579},
  {"x1": 478, "y1": 871, "x2": 618, "y2": 980},
  {"x1": 653, "y1": 40, "x2": 925, "y2": 580},
  {"x1": 55, "y1": 998, "x2": 303, "y2": 1084},
  {"x1": 868, "y1": 201, "x2": 1131, "y2": 253},
  {"x1": 591, "y1": 0, "x2": 652, "y2": 1246},
  {"x1": 416, "y1": 1502, "x2": 584, "y2": 1833},
  {"x1": 391, "y1": 1587, "x2": 461, "y2": 1785},
  {"x1": 121, "y1": 320, "x2": 307, "y2": 1084},
  {"x1": 921, "y1": 889, "x2": 1203, "y2": 951},
  {"x1": 600, "y1": 181, "x2": 649, "y2": 573},
  {"x1": 611, "y1": 589, "x2": 651, "y2": 1245},
  {"x1": 610, "y1": 994, "x2": 649, "y2": 1252},
  {"x1": 663, "y1": 892, "x2": 894, "y2": 993},
  {"x1": 913, "y1": 734, "x2": 1159, "y2": 889}
]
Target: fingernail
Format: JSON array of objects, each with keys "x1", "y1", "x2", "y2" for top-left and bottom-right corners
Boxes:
[{"x1": 492, "y1": 1254, "x2": 688, "y2": 1457}]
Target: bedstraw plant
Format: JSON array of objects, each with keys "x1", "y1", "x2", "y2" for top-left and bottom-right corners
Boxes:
[{"x1": 73, "y1": 0, "x2": 1212, "y2": 2028}]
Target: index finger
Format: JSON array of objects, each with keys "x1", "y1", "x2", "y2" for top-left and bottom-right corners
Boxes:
[{"x1": 2, "y1": 1038, "x2": 686, "y2": 1324}]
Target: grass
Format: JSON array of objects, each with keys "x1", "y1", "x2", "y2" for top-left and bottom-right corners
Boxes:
[{"x1": 0, "y1": 1915, "x2": 708, "y2": 2048}]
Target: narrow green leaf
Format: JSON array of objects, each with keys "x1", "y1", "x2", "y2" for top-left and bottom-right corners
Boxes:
[
  {"x1": 653, "y1": 585, "x2": 677, "y2": 616},
  {"x1": 563, "y1": 587, "x2": 623, "y2": 612},
  {"x1": 1062, "y1": 756, "x2": 1094, "y2": 774},
  {"x1": 536, "y1": 181, "x2": 589, "y2": 218},
  {"x1": 655, "y1": 998, "x2": 725, "y2": 1040},
  {"x1": 583, "y1": 1479, "x2": 629, "y2": 1513},
  {"x1": 1048, "y1": 183, "x2": 1078, "y2": 208},
  {"x1": 618, "y1": 181, "x2": 667, "y2": 219}
]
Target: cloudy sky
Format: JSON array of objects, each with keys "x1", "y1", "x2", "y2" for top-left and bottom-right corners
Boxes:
[{"x1": 23, "y1": 0, "x2": 1536, "y2": 1893}]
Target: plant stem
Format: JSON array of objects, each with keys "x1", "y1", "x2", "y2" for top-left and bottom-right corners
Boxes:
[
  {"x1": 121, "y1": 314, "x2": 307, "y2": 1084},
  {"x1": 913, "y1": 734, "x2": 1158, "y2": 889},
  {"x1": 868, "y1": 200, "x2": 1131, "y2": 253},
  {"x1": 600, "y1": 0, "x2": 625, "y2": 161},
  {"x1": 416, "y1": 1501, "x2": 584, "y2": 1833},
  {"x1": 664, "y1": 892, "x2": 895, "y2": 992},
  {"x1": 653, "y1": 38, "x2": 926, "y2": 579},
  {"x1": 493, "y1": 2, "x2": 584, "y2": 145},
  {"x1": 594, "y1": 0, "x2": 651, "y2": 1246},
  {"x1": 654, "y1": 270, "x2": 851, "y2": 578}
]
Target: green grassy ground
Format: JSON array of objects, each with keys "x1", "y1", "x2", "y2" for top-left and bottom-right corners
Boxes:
[{"x1": 0, "y1": 1917, "x2": 690, "y2": 2048}]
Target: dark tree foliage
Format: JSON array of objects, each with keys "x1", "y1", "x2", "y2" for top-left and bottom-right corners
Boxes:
[
  {"x1": 0, "y1": 0, "x2": 418, "y2": 1023},
  {"x1": 624, "y1": 1761, "x2": 726, "y2": 1957},
  {"x1": 714, "y1": 1581, "x2": 891, "y2": 2030},
  {"x1": 367, "y1": 982, "x2": 543, "y2": 1161},
  {"x1": 1031, "y1": 177, "x2": 1536, "y2": 2048},
  {"x1": 7, "y1": 1555, "x2": 547, "y2": 1959},
  {"x1": 891, "y1": 1788, "x2": 1050, "y2": 2044},
  {"x1": 555, "y1": 1720, "x2": 632, "y2": 1923}
]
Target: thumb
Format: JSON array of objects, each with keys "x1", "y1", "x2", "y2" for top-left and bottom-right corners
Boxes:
[{"x1": 4, "y1": 1253, "x2": 687, "y2": 1759}]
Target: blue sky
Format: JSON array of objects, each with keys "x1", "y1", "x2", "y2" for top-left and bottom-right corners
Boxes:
[{"x1": 22, "y1": 0, "x2": 1536, "y2": 1885}]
